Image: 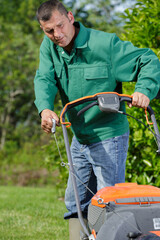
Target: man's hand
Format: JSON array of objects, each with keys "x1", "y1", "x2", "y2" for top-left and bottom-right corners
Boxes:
[
  {"x1": 128, "y1": 92, "x2": 150, "y2": 109},
  {"x1": 41, "y1": 109, "x2": 60, "y2": 133}
]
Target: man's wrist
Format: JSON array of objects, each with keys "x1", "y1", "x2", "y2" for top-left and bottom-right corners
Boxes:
[{"x1": 40, "y1": 109, "x2": 49, "y2": 118}]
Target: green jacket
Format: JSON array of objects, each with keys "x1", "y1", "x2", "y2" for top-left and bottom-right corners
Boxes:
[{"x1": 34, "y1": 22, "x2": 160, "y2": 144}]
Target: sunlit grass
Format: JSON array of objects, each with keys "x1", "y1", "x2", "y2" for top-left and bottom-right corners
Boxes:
[{"x1": 0, "y1": 186, "x2": 68, "y2": 240}]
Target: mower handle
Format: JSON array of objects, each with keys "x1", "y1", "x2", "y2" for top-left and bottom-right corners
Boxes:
[
  {"x1": 60, "y1": 92, "x2": 152, "y2": 123},
  {"x1": 60, "y1": 92, "x2": 160, "y2": 154},
  {"x1": 77, "y1": 95, "x2": 132, "y2": 116},
  {"x1": 60, "y1": 92, "x2": 132, "y2": 123}
]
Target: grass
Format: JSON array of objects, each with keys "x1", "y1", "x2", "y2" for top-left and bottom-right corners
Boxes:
[{"x1": 0, "y1": 186, "x2": 68, "y2": 240}]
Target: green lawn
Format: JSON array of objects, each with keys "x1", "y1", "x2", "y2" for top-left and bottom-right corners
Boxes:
[{"x1": 0, "y1": 186, "x2": 68, "y2": 240}]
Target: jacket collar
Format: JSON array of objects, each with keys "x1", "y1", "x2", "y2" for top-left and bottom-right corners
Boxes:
[{"x1": 73, "y1": 22, "x2": 89, "y2": 49}]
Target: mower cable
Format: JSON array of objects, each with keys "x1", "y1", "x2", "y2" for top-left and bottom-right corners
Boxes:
[
  {"x1": 53, "y1": 133, "x2": 70, "y2": 167},
  {"x1": 53, "y1": 133, "x2": 98, "y2": 198},
  {"x1": 67, "y1": 167, "x2": 97, "y2": 198},
  {"x1": 118, "y1": 111, "x2": 160, "y2": 148}
]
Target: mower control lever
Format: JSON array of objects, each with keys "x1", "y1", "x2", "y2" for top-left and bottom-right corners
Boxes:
[{"x1": 98, "y1": 94, "x2": 120, "y2": 112}]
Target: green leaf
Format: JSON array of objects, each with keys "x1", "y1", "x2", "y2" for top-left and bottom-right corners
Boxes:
[{"x1": 143, "y1": 159, "x2": 152, "y2": 167}]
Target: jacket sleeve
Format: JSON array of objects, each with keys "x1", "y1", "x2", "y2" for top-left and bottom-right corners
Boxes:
[
  {"x1": 111, "y1": 34, "x2": 160, "y2": 100},
  {"x1": 34, "y1": 36, "x2": 58, "y2": 114}
]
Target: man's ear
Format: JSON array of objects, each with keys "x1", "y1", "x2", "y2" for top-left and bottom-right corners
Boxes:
[
  {"x1": 40, "y1": 25, "x2": 43, "y2": 30},
  {"x1": 67, "y1": 11, "x2": 74, "y2": 24}
]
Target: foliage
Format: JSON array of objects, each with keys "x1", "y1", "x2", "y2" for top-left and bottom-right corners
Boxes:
[
  {"x1": 121, "y1": 0, "x2": 160, "y2": 57},
  {"x1": 121, "y1": 0, "x2": 160, "y2": 186},
  {"x1": 0, "y1": 0, "x2": 43, "y2": 149},
  {"x1": 65, "y1": 0, "x2": 128, "y2": 34},
  {"x1": 123, "y1": 93, "x2": 160, "y2": 186},
  {"x1": 0, "y1": 186, "x2": 68, "y2": 239},
  {"x1": 0, "y1": 134, "x2": 58, "y2": 186}
]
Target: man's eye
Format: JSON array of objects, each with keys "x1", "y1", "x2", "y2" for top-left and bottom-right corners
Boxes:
[
  {"x1": 46, "y1": 29, "x2": 54, "y2": 34},
  {"x1": 58, "y1": 24, "x2": 63, "y2": 28}
]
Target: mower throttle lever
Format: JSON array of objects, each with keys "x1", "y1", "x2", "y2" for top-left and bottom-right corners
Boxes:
[{"x1": 51, "y1": 118, "x2": 56, "y2": 134}]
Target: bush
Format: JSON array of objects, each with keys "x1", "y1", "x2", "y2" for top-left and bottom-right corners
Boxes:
[{"x1": 121, "y1": 0, "x2": 160, "y2": 186}]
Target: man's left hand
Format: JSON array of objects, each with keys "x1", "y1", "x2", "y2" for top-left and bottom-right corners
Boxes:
[{"x1": 128, "y1": 92, "x2": 150, "y2": 109}]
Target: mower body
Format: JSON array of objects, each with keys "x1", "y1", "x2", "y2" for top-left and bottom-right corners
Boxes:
[{"x1": 88, "y1": 183, "x2": 160, "y2": 240}]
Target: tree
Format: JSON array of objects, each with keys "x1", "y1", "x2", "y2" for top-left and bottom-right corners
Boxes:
[
  {"x1": 120, "y1": 0, "x2": 160, "y2": 186},
  {"x1": 0, "y1": 0, "x2": 43, "y2": 148}
]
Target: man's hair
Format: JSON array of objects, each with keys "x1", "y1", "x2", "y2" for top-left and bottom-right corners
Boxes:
[{"x1": 36, "y1": 0, "x2": 68, "y2": 23}]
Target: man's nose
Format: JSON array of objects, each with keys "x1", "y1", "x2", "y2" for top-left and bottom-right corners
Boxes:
[{"x1": 54, "y1": 28, "x2": 62, "y2": 39}]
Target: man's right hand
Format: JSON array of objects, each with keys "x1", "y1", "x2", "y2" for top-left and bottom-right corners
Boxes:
[{"x1": 41, "y1": 109, "x2": 60, "y2": 133}]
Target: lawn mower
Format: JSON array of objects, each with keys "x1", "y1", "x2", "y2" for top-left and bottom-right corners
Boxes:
[{"x1": 52, "y1": 92, "x2": 160, "y2": 240}]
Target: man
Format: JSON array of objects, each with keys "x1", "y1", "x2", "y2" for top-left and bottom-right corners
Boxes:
[{"x1": 34, "y1": 1, "x2": 160, "y2": 239}]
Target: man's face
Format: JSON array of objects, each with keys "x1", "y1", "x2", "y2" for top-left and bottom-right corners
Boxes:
[{"x1": 40, "y1": 10, "x2": 75, "y2": 49}]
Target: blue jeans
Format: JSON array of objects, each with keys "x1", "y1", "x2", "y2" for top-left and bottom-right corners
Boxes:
[{"x1": 64, "y1": 131, "x2": 129, "y2": 219}]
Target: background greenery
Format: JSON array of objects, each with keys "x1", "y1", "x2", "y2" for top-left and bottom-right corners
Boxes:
[
  {"x1": 121, "y1": 0, "x2": 160, "y2": 185},
  {"x1": 0, "y1": 0, "x2": 159, "y2": 238},
  {"x1": 0, "y1": 0, "x2": 160, "y2": 189}
]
